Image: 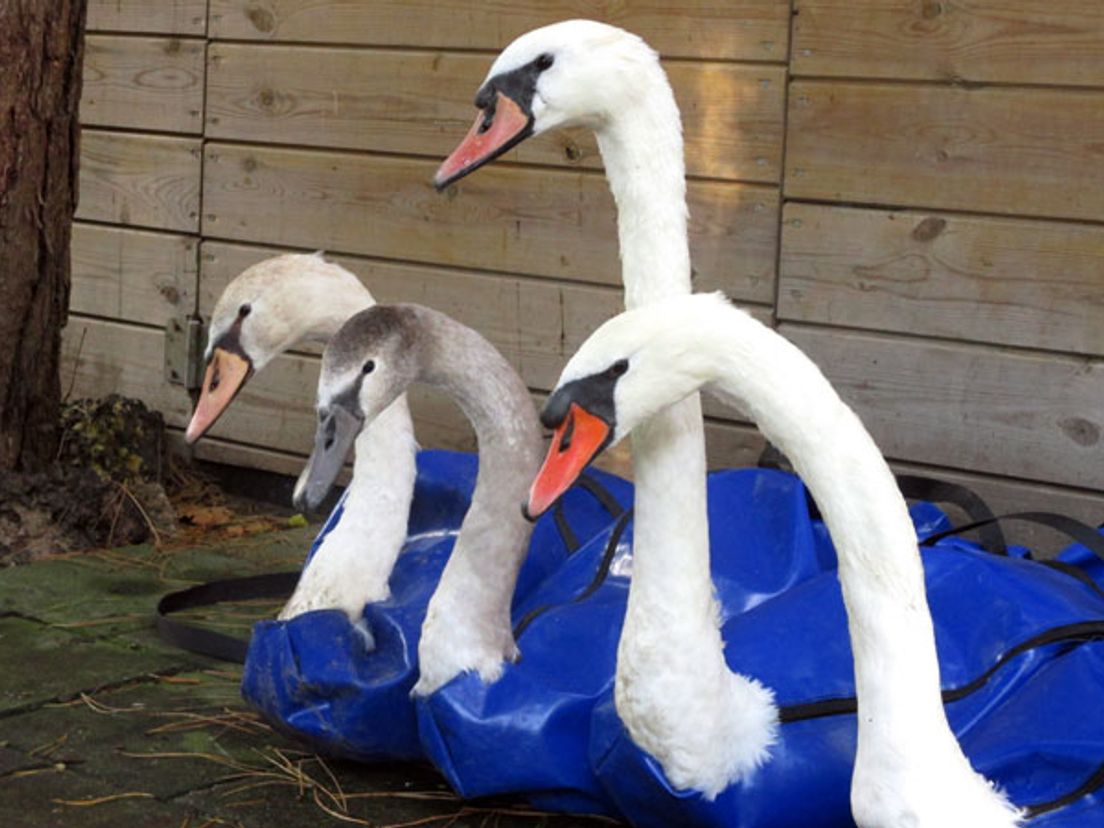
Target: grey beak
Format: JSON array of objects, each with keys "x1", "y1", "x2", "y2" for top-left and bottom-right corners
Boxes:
[{"x1": 292, "y1": 405, "x2": 363, "y2": 514}]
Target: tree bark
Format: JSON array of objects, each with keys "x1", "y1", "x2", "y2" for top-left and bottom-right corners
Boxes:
[{"x1": 0, "y1": 0, "x2": 86, "y2": 472}]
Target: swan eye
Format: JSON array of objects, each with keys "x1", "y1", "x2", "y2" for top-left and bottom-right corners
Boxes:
[
  {"x1": 609, "y1": 359, "x2": 629, "y2": 378},
  {"x1": 238, "y1": 303, "x2": 251, "y2": 318},
  {"x1": 362, "y1": 360, "x2": 375, "y2": 375},
  {"x1": 536, "y1": 53, "x2": 554, "y2": 71}
]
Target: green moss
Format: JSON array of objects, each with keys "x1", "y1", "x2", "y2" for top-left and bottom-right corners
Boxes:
[{"x1": 58, "y1": 395, "x2": 164, "y2": 486}]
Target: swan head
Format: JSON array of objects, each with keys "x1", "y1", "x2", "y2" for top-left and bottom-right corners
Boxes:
[
  {"x1": 293, "y1": 305, "x2": 420, "y2": 513},
  {"x1": 185, "y1": 253, "x2": 368, "y2": 443},
  {"x1": 528, "y1": 293, "x2": 728, "y2": 517},
  {"x1": 434, "y1": 19, "x2": 664, "y2": 189}
]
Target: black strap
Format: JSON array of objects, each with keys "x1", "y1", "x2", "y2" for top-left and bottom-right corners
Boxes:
[
  {"x1": 551, "y1": 472, "x2": 626, "y2": 555},
  {"x1": 924, "y1": 511, "x2": 1104, "y2": 561},
  {"x1": 155, "y1": 571, "x2": 301, "y2": 663},
  {"x1": 1024, "y1": 758, "x2": 1104, "y2": 818},
  {"x1": 156, "y1": 472, "x2": 628, "y2": 663},
  {"x1": 1040, "y1": 560, "x2": 1104, "y2": 601},
  {"x1": 923, "y1": 511, "x2": 1104, "y2": 601},
  {"x1": 758, "y1": 447, "x2": 1008, "y2": 555},
  {"x1": 778, "y1": 621, "x2": 1104, "y2": 820},
  {"x1": 779, "y1": 620, "x2": 1104, "y2": 724},
  {"x1": 895, "y1": 475, "x2": 1007, "y2": 554},
  {"x1": 575, "y1": 474, "x2": 627, "y2": 518},
  {"x1": 553, "y1": 500, "x2": 580, "y2": 553},
  {"x1": 513, "y1": 507, "x2": 633, "y2": 640}
]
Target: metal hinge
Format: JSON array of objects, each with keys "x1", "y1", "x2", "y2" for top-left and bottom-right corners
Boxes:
[{"x1": 164, "y1": 316, "x2": 206, "y2": 391}]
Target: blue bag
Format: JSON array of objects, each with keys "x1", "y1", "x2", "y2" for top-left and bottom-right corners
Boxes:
[
  {"x1": 244, "y1": 455, "x2": 1104, "y2": 826},
  {"x1": 416, "y1": 468, "x2": 839, "y2": 813},
  {"x1": 587, "y1": 538, "x2": 1104, "y2": 827},
  {"x1": 241, "y1": 449, "x2": 631, "y2": 761}
]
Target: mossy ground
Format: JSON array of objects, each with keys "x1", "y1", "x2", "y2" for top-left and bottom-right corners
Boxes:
[{"x1": 0, "y1": 526, "x2": 617, "y2": 827}]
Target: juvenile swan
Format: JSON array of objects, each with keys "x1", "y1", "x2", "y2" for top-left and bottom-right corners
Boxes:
[{"x1": 295, "y1": 303, "x2": 542, "y2": 695}]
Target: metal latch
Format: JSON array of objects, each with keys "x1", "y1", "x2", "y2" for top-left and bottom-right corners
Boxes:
[{"x1": 164, "y1": 316, "x2": 205, "y2": 391}]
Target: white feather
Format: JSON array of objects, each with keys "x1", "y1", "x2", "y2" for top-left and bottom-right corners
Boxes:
[
  {"x1": 206, "y1": 254, "x2": 418, "y2": 622},
  {"x1": 559, "y1": 293, "x2": 1023, "y2": 827}
]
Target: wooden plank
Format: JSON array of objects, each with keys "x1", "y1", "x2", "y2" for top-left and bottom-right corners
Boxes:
[
  {"x1": 208, "y1": 0, "x2": 790, "y2": 62},
  {"x1": 71, "y1": 223, "x2": 197, "y2": 326},
  {"x1": 199, "y1": 240, "x2": 771, "y2": 425},
  {"x1": 200, "y1": 240, "x2": 525, "y2": 371},
  {"x1": 516, "y1": 278, "x2": 772, "y2": 408},
  {"x1": 88, "y1": 0, "x2": 206, "y2": 35},
  {"x1": 781, "y1": 324, "x2": 1104, "y2": 491},
  {"x1": 187, "y1": 419, "x2": 766, "y2": 490},
  {"x1": 184, "y1": 431, "x2": 325, "y2": 482},
  {"x1": 78, "y1": 130, "x2": 201, "y2": 232},
  {"x1": 199, "y1": 243, "x2": 766, "y2": 463},
  {"x1": 201, "y1": 240, "x2": 626, "y2": 392},
  {"x1": 704, "y1": 421, "x2": 768, "y2": 474},
  {"x1": 184, "y1": 389, "x2": 1104, "y2": 546},
  {"x1": 82, "y1": 35, "x2": 205, "y2": 133},
  {"x1": 785, "y1": 81, "x2": 1104, "y2": 222},
  {"x1": 792, "y1": 0, "x2": 1104, "y2": 87},
  {"x1": 201, "y1": 144, "x2": 779, "y2": 302},
  {"x1": 778, "y1": 204, "x2": 1104, "y2": 357},
  {"x1": 194, "y1": 346, "x2": 487, "y2": 456},
  {"x1": 60, "y1": 316, "x2": 192, "y2": 426},
  {"x1": 205, "y1": 45, "x2": 785, "y2": 183}
]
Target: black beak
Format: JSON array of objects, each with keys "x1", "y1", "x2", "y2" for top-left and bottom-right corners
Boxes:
[{"x1": 292, "y1": 405, "x2": 364, "y2": 514}]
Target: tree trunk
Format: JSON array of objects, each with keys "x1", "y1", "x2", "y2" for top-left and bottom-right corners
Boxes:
[{"x1": 0, "y1": 0, "x2": 86, "y2": 472}]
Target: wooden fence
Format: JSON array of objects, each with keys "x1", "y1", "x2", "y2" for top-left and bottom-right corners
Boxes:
[{"x1": 65, "y1": 0, "x2": 1104, "y2": 526}]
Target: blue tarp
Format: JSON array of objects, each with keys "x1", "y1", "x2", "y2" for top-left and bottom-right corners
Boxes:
[{"x1": 242, "y1": 450, "x2": 1104, "y2": 826}]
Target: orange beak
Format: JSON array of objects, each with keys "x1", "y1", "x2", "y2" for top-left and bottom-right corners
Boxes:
[
  {"x1": 434, "y1": 92, "x2": 533, "y2": 190},
  {"x1": 527, "y1": 403, "x2": 612, "y2": 519},
  {"x1": 184, "y1": 348, "x2": 252, "y2": 443}
]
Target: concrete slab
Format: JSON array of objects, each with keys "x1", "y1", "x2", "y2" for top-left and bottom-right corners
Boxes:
[{"x1": 0, "y1": 616, "x2": 191, "y2": 714}]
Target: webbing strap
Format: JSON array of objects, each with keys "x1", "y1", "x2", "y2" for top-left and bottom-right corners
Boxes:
[
  {"x1": 512, "y1": 507, "x2": 633, "y2": 640},
  {"x1": 155, "y1": 473, "x2": 627, "y2": 663},
  {"x1": 923, "y1": 511, "x2": 1104, "y2": 563},
  {"x1": 778, "y1": 621, "x2": 1104, "y2": 724},
  {"x1": 155, "y1": 571, "x2": 300, "y2": 663}
]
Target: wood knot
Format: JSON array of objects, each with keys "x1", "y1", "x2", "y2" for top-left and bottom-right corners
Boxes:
[
  {"x1": 246, "y1": 3, "x2": 276, "y2": 33},
  {"x1": 242, "y1": 157, "x2": 257, "y2": 172},
  {"x1": 257, "y1": 88, "x2": 276, "y2": 109},
  {"x1": 563, "y1": 142, "x2": 582, "y2": 162},
  {"x1": 911, "y1": 216, "x2": 946, "y2": 242},
  {"x1": 920, "y1": 0, "x2": 942, "y2": 19},
  {"x1": 1059, "y1": 417, "x2": 1100, "y2": 447}
]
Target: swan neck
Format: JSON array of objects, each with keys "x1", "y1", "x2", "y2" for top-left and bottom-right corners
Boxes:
[
  {"x1": 700, "y1": 311, "x2": 951, "y2": 745},
  {"x1": 418, "y1": 316, "x2": 540, "y2": 477},
  {"x1": 595, "y1": 79, "x2": 691, "y2": 307},
  {"x1": 416, "y1": 310, "x2": 541, "y2": 608},
  {"x1": 594, "y1": 62, "x2": 737, "y2": 787}
]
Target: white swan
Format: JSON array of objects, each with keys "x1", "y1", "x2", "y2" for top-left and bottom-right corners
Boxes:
[
  {"x1": 292, "y1": 303, "x2": 542, "y2": 696},
  {"x1": 184, "y1": 253, "x2": 417, "y2": 621},
  {"x1": 527, "y1": 291, "x2": 1023, "y2": 828},
  {"x1": 436, "y1": 20, "x2": 746, "y2": 788}
]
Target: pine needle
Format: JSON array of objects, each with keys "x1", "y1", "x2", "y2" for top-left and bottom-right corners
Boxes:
[{"x1": 52, "y1": 792, "x2": 155, "y2": 806}]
